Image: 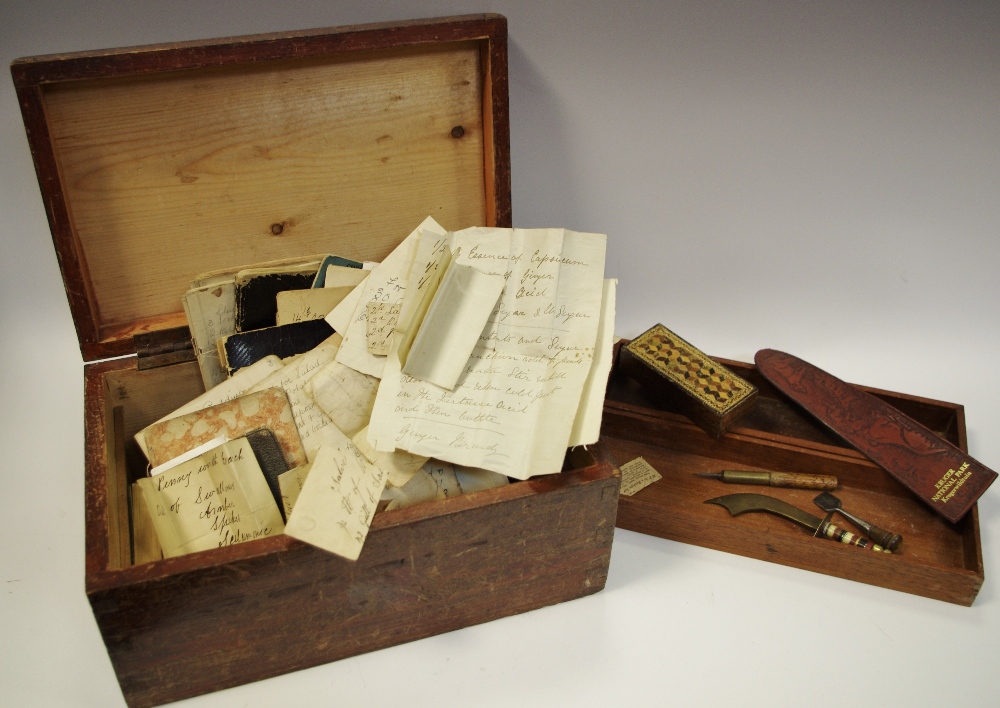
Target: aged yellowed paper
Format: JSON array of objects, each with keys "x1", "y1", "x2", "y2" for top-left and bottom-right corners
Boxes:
[
  {"x1": 326, "y1": 216, "x2": 446, "y2": 377},
  {"x1": 276, "y1": 288, "x2": 355, "y2": 326},
  {"x1": 383, "y1": 459, "x2": 509, "y2": 510},
  {"x1": 619, "y1": 456, "x2": 663, "y2": 496},
  {"x1": 567, "y1": 277, "x2": 617, "y2": 446},
  {"x1": 136, "y1": 437, "x2": 285, "y2": 558},
  {"x1": 284, "y1": 438, "x2": 388, "y2": 561},
  {"x1": 351, "y1": 425, "x2": 427, "y2": 489},
  {"x1": 277, "y1": 461, "x2": 312, "y2": 518},
  {"x1": 142, "y1": 387, "x2": 307, "y2": 470},
  {"x1": 401, "y1": 261, "x2": 505, "y2": 390},
  {"x1": 368, "y1": 226, "x2": 608, "y2": 480},
  {"x1": 247, "y1": 334, "x2": 343, "y2": 461},
  {"x1": 307, "y1": 359, "x2": 380, "y2": 439},
  {"x1": 365, "y1": 302, "x2": 400, "y2": 356},
  {"x1": 322, "y1": 264, "x2": 370, "y2": 289}
]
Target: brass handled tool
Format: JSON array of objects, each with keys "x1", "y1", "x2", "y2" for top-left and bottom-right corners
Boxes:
[
  {"x1": 813, "y1": 492, "x2": 902, "y2": 552},
  {"x1": 696, "y1": 469, "x2": 837, "y2": 490},
  {"x1": 706, "y1": 493, "x2": 891, "y2": 552}
]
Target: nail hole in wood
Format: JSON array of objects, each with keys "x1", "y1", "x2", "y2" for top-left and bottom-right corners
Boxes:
[
  {"x1": 451, "y1": 125, "x2": 465, "y2": 139},
  {"x1": 271, "y1": 223, "x2": 284, "y2": 235}
]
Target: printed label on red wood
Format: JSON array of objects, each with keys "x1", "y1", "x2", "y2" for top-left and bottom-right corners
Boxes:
[{"x1": 755, "y1": 349, "x2": 997, "y2": 523}]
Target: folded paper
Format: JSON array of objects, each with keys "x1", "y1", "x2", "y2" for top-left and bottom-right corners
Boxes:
[
  {"x1": 276, "y1": 288, "x2": 357, "y2": 326},
  {"x1": 135, "y1": 437, "x2": 285, "y2": 558},
  {"x1": 326, "y1": 216, "x2": 446, "y2": 377},
  {"x1": 401, "y1": 260, "x2": 505, "y2": 390},
  {"x1": 246, "y1": 334, "x2": 344, "y2": 461},
  {"x1": 135, "y1": 355, "x2": 284, "y2": 458},
  {"x1": 308, "y1": 360, "x2": 380, "y2": 439},
  {"x1": 284, "y1": 437, "x2": 389, "y2": 561},
  {"x1": 383, "y1": 459, "x2": 509, "y2": 510},
  {"x1": 366, "y1": 302, "x2": 400, "y2": 356},
  {"x1": 278, "y1": 461, "x2": 312, "y2": 518},
  {"x1": 368, "y1": 226, "x2": 610, "y2": 480},
  {"x1": 351, "y1": 425, "x2": 427, "y2": 489}
]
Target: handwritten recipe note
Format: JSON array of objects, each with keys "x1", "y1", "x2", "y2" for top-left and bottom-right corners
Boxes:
[
  {"x1": 284, "y1": 438, "x2": 389, "y2": 560},
  {"x1": 136, "y1": 437, "x2": 284, "y2": 558},
  {"x1": 369, "y1": 225, "x2": 615, "y2": 479}
]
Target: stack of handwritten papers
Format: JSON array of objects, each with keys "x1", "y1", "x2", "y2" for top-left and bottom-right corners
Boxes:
[{"x1": 139, "y1": 216, "x2": 615, "y2": 562}]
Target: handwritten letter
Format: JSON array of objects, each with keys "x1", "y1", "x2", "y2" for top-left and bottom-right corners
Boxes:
[
  {"x1": 284, "y1": 439, "x2": 389, "y2": 561},
  {"x1": 136, "y1": 437, "x2": 284, "y2": 558},
  {"x1": 247, "y1": 334, "x2": 344, "y2": 461},
  {"x1": 326, "y1": 216, "x2": 447, "y2": 377},
  {"x1": 276, "y1": 288, "x2": 356, "y2": 326},
  {"x1": 369, "y1": 227, "x2": 608, "y2": 479}
]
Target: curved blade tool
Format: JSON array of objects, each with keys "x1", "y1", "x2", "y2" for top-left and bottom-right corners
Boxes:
[{"x1": 706, "y1": 493, "x2": 890, "y2": 553}]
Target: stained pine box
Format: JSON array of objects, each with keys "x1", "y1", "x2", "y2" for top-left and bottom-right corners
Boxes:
[{"x1": 11, "y1": 15, "x2": 619, "y2": 706}]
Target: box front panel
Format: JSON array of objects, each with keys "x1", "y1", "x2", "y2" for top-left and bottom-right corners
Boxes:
[{"x1": 90, "y1": 475, "x2": 617, "y2": 707}]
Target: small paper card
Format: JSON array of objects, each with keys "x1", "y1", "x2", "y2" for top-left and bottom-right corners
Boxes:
[
  {"x1": 135, "y1": 437, "x2": 285, "y2": 558},
  {"x1": 619, "y1": 456, "x2": 662, "y2": 496}
]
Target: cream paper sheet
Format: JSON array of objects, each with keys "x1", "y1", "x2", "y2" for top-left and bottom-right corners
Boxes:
[
  {"x1": 368, "y1": 226, "x2": 609, "y2": 479},
  {"x1": 567, "y1": 277, "x2": 617, "y2": 446},
  {"x1": 351, "y1": 425, "x2": 427, "y2": 489},
  {"x1": 277, "y1": 461, "x2": 312, "y2": 518},
  {"x1": 135, "y1": 437, "x2": 284, "y2": 558},
  {"x1": 383, "y1": 459, "x2": 509, "y2": 511},
  {"x1": 365, "y1": 302, "x2": 400, "y2": 356},
  {"x1": 275, "y1": 288, "x2": 355, "y2": 326},
  {"x1": 283, "y1": 433, "x2": 389, "y2": 561},
  {"x1": 325, "y1": 216, "x2": 447, "y2": 377},
  {"x1": 307, "y1": 360, "x2": 380, "y2": 439},
  {"x1": 401, "y1": 261, "x2": 505, "y2": 390}
]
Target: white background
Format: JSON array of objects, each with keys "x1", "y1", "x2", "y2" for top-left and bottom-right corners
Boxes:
[{"x1": 2, "y1": 1, "x2": 999, "y2": 706}]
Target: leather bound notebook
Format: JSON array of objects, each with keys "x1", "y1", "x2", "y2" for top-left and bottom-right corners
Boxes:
[
  {"x1": 221, "y1": 319, "x2": 334, "y2": 375},
  {"x1": 312, "y1": 255, "x2": 364, "y2": 287},
  {"x1": 235, "y1": 271, "x2": 317, "y2": 332}
]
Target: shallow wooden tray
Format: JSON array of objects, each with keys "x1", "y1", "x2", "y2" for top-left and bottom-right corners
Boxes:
[{"x1": 602, "y1": 343, "x2": 983, "y2": 606}]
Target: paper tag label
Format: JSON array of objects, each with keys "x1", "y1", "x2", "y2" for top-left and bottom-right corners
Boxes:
[{"x1": 619, "y1": 456, "x2": 662, "y2": 496}]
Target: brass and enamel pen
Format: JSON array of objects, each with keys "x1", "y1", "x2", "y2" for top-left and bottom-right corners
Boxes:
[{"x1": 695, "y1": 469, "x2": 837, "y2": 490}]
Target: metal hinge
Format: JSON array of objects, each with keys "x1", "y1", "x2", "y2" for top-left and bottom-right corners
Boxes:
[{"x1": 133, "y1": 326, "x2": 196, "y2": 370}]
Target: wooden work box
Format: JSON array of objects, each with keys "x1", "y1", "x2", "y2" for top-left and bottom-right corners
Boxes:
[
  {"x1": 12, "y1": 15, "x2": 619, "y2": 707},
  {"x1": 602, "y1": 342, "x2": 983, "y2": 605}
]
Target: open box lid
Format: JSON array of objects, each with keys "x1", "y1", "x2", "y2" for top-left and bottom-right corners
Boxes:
[{"x1": 11, "y1": 14, "x2": 511, "y2": 362}]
